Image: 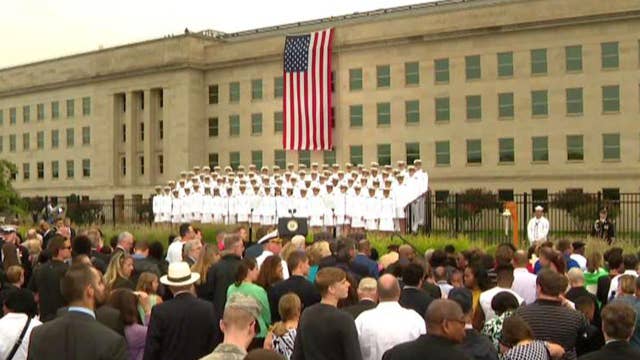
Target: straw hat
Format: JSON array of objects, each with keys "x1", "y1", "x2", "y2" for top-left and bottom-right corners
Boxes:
[{"x1": 160, "y1": 262, "x2": 200, "y2": 286}]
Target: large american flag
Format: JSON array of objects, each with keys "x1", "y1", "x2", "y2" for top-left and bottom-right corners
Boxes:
[{"x1": 283, "y1": 28, "x2": 334, "y2": 151}]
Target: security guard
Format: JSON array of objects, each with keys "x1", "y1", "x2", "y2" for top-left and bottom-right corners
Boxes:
[{"x1": 591, "y1": 208, "x2": 615, "y2": 244}]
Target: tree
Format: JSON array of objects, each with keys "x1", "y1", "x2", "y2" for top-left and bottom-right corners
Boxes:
[
  {"x1": 0, "y1": 160, "x2": 26, "y2": 217},
  {"x1": 435, "y1": 188, "x2": 499, "y2": 233}
]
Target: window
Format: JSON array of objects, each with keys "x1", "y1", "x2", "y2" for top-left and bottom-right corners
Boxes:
[
  {"x1": 602, "y1": 85, "x2": 620, "y2": 112},
  {"x1": 601, "y1": 42, "x2": 619, "y2": 69},
  {"x1": 139, "y1": 92, "x2": 145, "y2": 110},
  {"x1": 566, "y1": 135, "x2": 584, "y2": 161},
  {"x1": 565, "y1": 45, "x2": 582, "y2": 72},
  {"x1": 435, "y1": 141, "x2": 450, "y2": 165},
  {"x1": 158, "y1": 155, "x2": 164, "y2": 174},
  {"x1": 377, "y1": 102, "x2": 391, "y2": 125},
  {"x1": 349, "y1": 145, "x2": 363, "y2": 165},
  {"x1": 434, "y1": 58, "x2": 449, "y2": 83},
  {"x1": 208, "y1": 117, "x2": 219, "y2": 137},
  {"x1": 602, "y1": 188, "x2": 620, "y2": 204},
  {"x1": 66, "y1": 128, "x2": 74, "y2": 147},
  {"x1": 406, "y1": 142, "x2": 420, "y2": 165},
  {"x1": 82, "y1": 97, "x2": 91, "y2": 116},
  {"x1": 138, "y1": 156, "x2": 144, "y2": 175},
  {"x1": 23, "y1": 163, "x2": 30, "y2": 180},
  {"x1": 274, "y1": 77, "x2": 283, "y2": 98},
  {"x1": 349, "y1": 105, "x2": 363, "y2": 127},
  {"x1": 435, "y1": 97, "x2": 450, "y2": 122},
  {"x1": 229, "y1": 82, "x2": 240, "y2": 103},
  {"x1": 21, "y1": 106, "x2": 31, "y2": 124},
  {"x1": 67, "y1": 160, "x2": 75, "y2": 178},
  {"x1": 37, "y1": 104, "x2": 44, "y2": 121},
  {"x1": 435, "y1": 190, "x2": 450, "y2": 208},
  {"x1": 9, "y1": 135, "x2": 16, "y2": 152},
  {"x1": 499, "y1": 138, "x2": 515, "y2": 163},
  {"x1": 139, "y1": 123, "x2": 145, "y2": 142},
  {"x1": 229, "y1": 115, "x2": 240, "y2": 136},
  {"x1": 275, "y1": 150, "x2": 286, "y2": 169},
  {"x1": 349, "y1": 68, "x2": 363, "y2": 91},
  {"x1": 405, "y1": 62, "x2": 419, "y2": 85},
  {"x1": 0, "y1": 109, "x2": 3, "y2": 125},
  {"x1": 9, "y1": 108, "x2": 16, "y2": 124},
  {"x1": 531, "y1": 90, "x2": 548, "y2": 116},
  {"x1": 466, "y1": 139, "x2": 482, "y2": 164},
  {"x1": 497, "y1": 52, "x2": 513, "y2": 77},
  {"x1": 566, "y1": 88, "x2": 583, "y2": 114},
  {"x1": 532, "y1": 136, "x2": 549, "y2": 162},
  {"x1": 405, "y1": 100, "x2": 420, "y2": 124},
  {"x1": 120, "y1": 157, "x2": 125, "y2": 176},
  {"x1": 159, "y1": 90, "x2": 163, "y2": 108},
  {"x1": 377, "y1": 144, "x2": 391, "y2": 166},
  {"x1": 122, "y1": 124, "x2": 126, "y2": 143},
  {"x1": 498, "y1": 93, "x2": 514, "y2": 118},
  {"x1": 51, "y1": 161, "x2": 59, "y2": 179},
  {"x1": 22, "y1": 133, "x2": 29, "y2": 151},
  {"x1": 66, "y1": 99, "x2": 74, "y2": 117},
  {"x1": 82, "y1": 126, "x2": 90, "y2": 145},
  {"x1": 208, "y1": 153, "x2": 219, "y2": 169},
  {"x1": 208, "y1": 85, "x2": 219, "y2": 104},
  {"x1": 532, "y1": 189, "x2": 548, "y2": 208},
  {"x1": 465, "y1": 55, "x2": 481, "y2": 80},
  {"x1": 251, "y1": 150, "x2": 263, "y2": 169},
  {"x1": 159, "y1": 120, "x2": 164, "y2": 140},
  {"x1": 82, "y1": 159, "x2": 91, "y2": 177},
  {"x1": 251, "y1": 113, "x2": 263, "y2": 135},
  {"x1": 37, "y1": 131, "x2": 44, "y2": 150},
  {"x1": 299, "y1": 150, "x2": 311, "y2": 168},
  {"x1": 531, "y1": 49, "x2": 547, "y2": 75},
  {"x1": 51, "y1": 101, "x2": 59, "y2": 119},
  {"x1": 602, "y1": 133, "x2": 620, "y2": 160},
  {"x1": 498, "y1": 189, "x2": 514, "y2": 202},
  {"x1": 466, "y1": 95, "x2": 482, "y2": 120},
  {"x1": 323, "y1": 150, "x2": 335, "y2": 165},
  {"x1": 376, "y1": 65, "x2": 390, "y2": 88},
  {"x1": 251, "y1": 79, "x2": 263, "y2": 100},
  {"x1": 274, "y1": 111, "x2": 283, "y2": 133},
  {"x1": 230, "y1": 152, "x2": 242, "y2": 169},
  {"x1": 51, "y1": 130, "x2": 59, "y2": 148}
]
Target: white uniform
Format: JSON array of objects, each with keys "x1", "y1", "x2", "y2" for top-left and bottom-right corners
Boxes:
[
  {"x1": 259, "y1": 194, "x2": 277, "y2": 225},
  {"x1": 348, "y1": 192, "x2": 365, "y2": 229},
  {"x1": 212, "y1": 195, "x2": 226, "y2": 224},
  {"x1": 379, "y1": 195, "x2": 396, "y2": 232},
  {"x1": 323, "y1": 191, "x2": 336, "y2": 227},
  {"x1": 334, "y1": 191, "x2": 348, "y2": 225},
  {"x1": 153, "y1": 194, "x2": 163, "y2": 223},
  {"x1": 234, "y1": 193, "x2": 251, "y2": 223},
  {"x1": 171, "y1": 195, "x2": 183, "y2": 223},
  {"x1": 308, "y1": 194, "x2": 325, "y2": 227},
  {"x1": 527, "y1": 216, "x2": 550, "y2": 243},
  {"x1": 201, "y1": 193, "x2": 215, "y2": 223},
  {"x1": 365, "y1": 194, "x2": 380, "y2": 231}
]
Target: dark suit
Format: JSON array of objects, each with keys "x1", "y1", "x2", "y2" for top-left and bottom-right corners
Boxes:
[
  {"x1": 143, "y1": 292, "x2": 218, "y2": 360},
  {"x1": 399, "y1": 287, "x2": 435, "y2": 318},
  {"x1": 58, "y1": 305, "x2": 125, "y2": 336},
  {"x1": 353, "y1": 254, "x2": 380, "y2": 278},
  {"x1": 268, "y1": 275, "x2": 321, "y2": 322},
  {"x1": 342, "y1": 299, "x2": 377, "y2": 319},
  {"x1": 579, "y1": 340, "x2": 640, "y2": 360},
  {"x1": 383, "y1": 334, "x2": 471, "y2": 360},
  {"x1": 132, "y1": 256, "x2": 161, "y2": 285},
  {"x1": 206, "y1": 254, "x2": 242, "y2": 345},
  {"x1": 28, "y1": 309, "x2": 127, "y2": 360}
]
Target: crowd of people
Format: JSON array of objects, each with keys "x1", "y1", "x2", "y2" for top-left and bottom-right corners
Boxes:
[
  {"x1": 0, "y1": 218, "x2": 639, "y2": 360},
  {"x1": 151, "y1": 160, "x2": 428, "y2": 233}
]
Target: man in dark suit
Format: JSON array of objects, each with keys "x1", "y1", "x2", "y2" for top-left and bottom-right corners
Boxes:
[
  {"x1": 352, "y1": 240, "x2": 380, "y2": 279},
  {"x1": 28, "y1": 263, "x2": 127, "y2": 360},
  {"x1": 268, "y1": 251, "x2": 320, "y2": 322},
  {"x1": 144, "y1": 261, "x2": 219, "y2": 360},
  {"x1": 399, "y1": 263, "x2": 435, "y2": 318},
  {"x1": 580, "y1": 302, "x2": 640, "y2": 360},
  {"x1": 56, "y1": 304, "x2": 125, "y2": 336},
  {"x1": 131, "y1": 240, "x2": 161, "y2": 284},
  {"x1": 342, "y1": 277, "x2": 378, "y2": 319},
  {"x1": 382, "y1": 299, "x2": 469, "y2": 360}
]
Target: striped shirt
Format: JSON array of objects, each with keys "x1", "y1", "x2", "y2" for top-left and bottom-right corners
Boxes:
[{"x1": 515, "y1": 299, "x2": 588, "y2": 360}]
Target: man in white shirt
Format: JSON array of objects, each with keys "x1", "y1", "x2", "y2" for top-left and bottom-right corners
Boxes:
[
  {"x1": 570, "y1": 241, "x2": 588, "y2": 271},
  {"x1": 608, "y1": 254, "x2": 638, "y2": 300},
  {"x1": 478, "y1": 264, "x2": 524, "y2": 323},
  {"x1": 355, "y1": 274, "x2": 426, "y2": 360},
  {"x1": 527, "y1": 205, "x2": 550, "y2": 244},
  {"x1": 511, "y1": 250, "x2": 537, "y2": 304},
  {"x1": 0, "y1": 289, "x2": 42, "y2": 360},
  {"x1": 255, "y1": 233, "x2": 289, "y2": 279},
  {"x1": 166, "y1": 223, "x2": 195, "y2": 263}
]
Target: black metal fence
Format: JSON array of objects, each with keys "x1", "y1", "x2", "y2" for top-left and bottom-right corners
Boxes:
[{"x1": 405, "y1": 191, "x2": 640, "y2": 244}]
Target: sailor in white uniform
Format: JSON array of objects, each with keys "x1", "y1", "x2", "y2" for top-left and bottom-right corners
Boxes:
[{"x1": 527, "y1": 205, "x2": 550, "y2": 244}]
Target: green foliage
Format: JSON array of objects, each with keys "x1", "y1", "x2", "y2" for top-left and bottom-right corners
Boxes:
[
  {"x1": 552, "y1": 191, "x2": 618, "y2": 232},
  {"x1": 435, "y1": 188, "x2": 499, "y2": 231},
  {"x1": 0, "y1": 160, "x2": 27, "y2": 217}
]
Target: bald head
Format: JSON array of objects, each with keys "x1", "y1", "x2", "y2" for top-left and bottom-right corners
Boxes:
[
  {"x1": 426, "y1": 299, "x2": 464, "y2": 335},
  {"x1": 398, "y1": 245, "x2": 414, "y2": 260},
  {"x1": 378, "y1": 274, "x2": 401, "y2": 301},
  {"x1": 513, "y1": 250, "x2": 529, "y2": 268}
]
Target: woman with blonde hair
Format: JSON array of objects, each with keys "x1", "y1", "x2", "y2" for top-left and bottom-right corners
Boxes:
[
  {"x1": 135, "y1": 272, "x2": 163, "y2": 324},
  {"x1": 306, "y1": 241, "x2": 331, "y2": 283},
  {"x1": 264, "y1": 293, "x2": 301, "y2": 359},
  {"x1": 191, "y1": 243, "x2": 220, "y2": 299},
  {"x1": 280, "y1": 235, "x2": 307, "y2": 264},
  {"x1": 104, "y1": 251, "x2": 135, "y2": 291}
]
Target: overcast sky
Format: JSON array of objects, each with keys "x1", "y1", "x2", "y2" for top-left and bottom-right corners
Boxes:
[{"x1": 0, "y1": 0, "x2": 434, "y2": 69}]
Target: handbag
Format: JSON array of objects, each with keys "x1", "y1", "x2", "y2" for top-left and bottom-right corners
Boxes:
[{"x1": 5, "y1": 316, "x2": 31, "y2": 360}]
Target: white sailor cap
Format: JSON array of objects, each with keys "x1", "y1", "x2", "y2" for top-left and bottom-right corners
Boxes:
[
  {"x1": 535, "y1": 205, "x2": 544, "y2": 211},
  {"x1": 257, "y1": 230, "x2": 279, "y2": 245}
]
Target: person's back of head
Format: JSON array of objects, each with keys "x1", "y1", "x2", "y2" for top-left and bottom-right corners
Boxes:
[
  {"x1": 556, "y1": 239, "x2": 572, "y2": 254},
  {"x1": 536, "y1": 269, "x2": 568, "y2": 298},
  {"x1": 496, "y1": 264, "x2": 515, "y2": 288},
  {"x1": 500, "y1": 315, "x2": 534, "y2": 347},
  {"x1": 72, "y1": 235, "x2": 92, "y2": 257},
  {"x1": 377, "y1": 274, "x2": 401, "y2": 302},
  {"x1": 278, "y1": 293, "x2": 302, "y2": 323},
  {"x1": 622, "y1": 254, "x2": 639, "y2": 271},
  {"x1": 402, "y1": 263, "x2": 425, "y2": 287},
  {"x1": 491, "y1": 291, "x2": 519, "y2": 316},
  {"x1": 425, "y1": 299, "x2": 466, "y2": 343},
  {"x1": 4, "y1": 288, "x2": 38, "y2": 318},
  {"x1": 574, "y1": 295, "x2": 595, "y2": 321},
  {"x1": 223, "y1": 234, "x2": 243, "y2": 254},
  {"x1": 335, "y1": 238, "x2": 356, "y2": 263},
  {"x1": 429, "y1": 250, "x2": 447, "y2": 268},
  {"x1": 618, "y1": 274, "x2": 636, "y2": 296},
  {"x1": 134, "y1": 240, "x2": 149, "y2": 254},
  {"x1": 601, "y1": 302, "x2": 637, "y2": 341},
  {"x1": 434, "y1": 266, "x2": 448, "y2": 282},
  {"x1": 357, "y1": 239, "x2": 371, "y2": 255},
  {"x1": 448, "y1": 287, "x2": 473, "y2": 317},
  {"x1": 61, "y1": 263, "x2": 101, "y2": 307},
  {"x1": 495, "y1": 243, "x2": 515, "y2": 267},
  {"x1": 222, "y1": 293, "x2": 261, "y2": 346},
  {"x1": 357, "y1": 277, "x2": 378, "y2": 302},
  {"x1": 567, "y1": 268, "x2": 584, "y2": 287},
  {"x1": 245, "y1": 349, "x2": 286, "y2": 360},
  {"x1": 572, "y1": 241, "x2": 585, "y2": 255},
  {"x1": 512, "y1": 250, "x2": 529, "y2": 268},
  {"x1": 5, "y1": 265, "x2": 24, "y2": 286},
  {"x1": 107, "y1": 289, "x2": 140, "y2": 325},
  {"x1": 286, "y1": 250, "x2": 308, "y2": 275},
  {"x1": 148, "y1": 241, "x2": 164, "y2": 261}
]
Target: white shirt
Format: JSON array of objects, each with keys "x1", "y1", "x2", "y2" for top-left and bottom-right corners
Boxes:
[
  {"x1": 479, "y1": 286, "x2": 524, "y2": 321},
  {"x1": 527, "y1": 216, "x2": 549, "y2": 244},
  {"x1": 355, "y1": 302, "x2": 426, "y2": 360},
  {"x1": 608, "y1": 270, "x2": 638, "y2": 299},
  {"x1": 0, "y1": 313, "x2": 42, "y2": 360},
  {"x1": 165, "y1": 238, "x2": 184, "y2": 263},
  {"x1": 570, "y1": 254, "x2": 587, "y2": 271},
  {"x1": 255, "y1": 250, "x2": 290, "y2": 280},
  {"x1": 511, "y1": 268, "x2": 538, "y2": 305}
]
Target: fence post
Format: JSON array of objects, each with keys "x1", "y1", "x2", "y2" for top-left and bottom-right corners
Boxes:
[
  {"x1": 597, "y1": 191, "x2": 602, "y2": 212},
  {"x1": 454, "y1": 193, "x2": 460, "y2": 236},
  {"x1": 111, "y1": 197, "x2": 116, "y2": 227},
  {"x1": 522, "y1": 192, "x2": 528, "y2": 239}
]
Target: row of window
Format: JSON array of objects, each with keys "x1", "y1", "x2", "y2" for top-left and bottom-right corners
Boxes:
[
  {"x1": 17, "y1": 160, "x2": 91, "y2": 181},
  {"x1": 120, "y1": 121, "x2": 164, "y2": 144},
  {"x1": 118, "y1": 155, "x2": 165, "y2": 177},
  {"x1": 435, "y1": 188, "x2": 621, "y2": 204},
  {"x1": 0, "y1": 97, "x2": 91, "y2": 126},
  {"x1": 0, "y1": 127, "x2": 91, "y2": 153}
]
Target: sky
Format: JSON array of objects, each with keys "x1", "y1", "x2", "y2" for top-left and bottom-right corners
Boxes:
[{"x1": 0, "y1": 0, "x2": 435, "y2": 69}]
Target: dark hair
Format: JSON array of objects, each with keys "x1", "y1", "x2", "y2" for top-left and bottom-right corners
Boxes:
[
  {"x1": 47, "y1": 235, "x2": 68, "y2": 257},
  {"x1": 501, "y1": 315, "x2": 533, "y2": 347},
  {"x1": 179, "y1": 223, "x2": 191, "y2": 238},
  {"x1": 234, "y1": 258, "x2": 257, "y2": 286},
  {"x1": 402, "y1": 263, "x2": 425, "y2": 287},
  {"x1": 574, "y1": 295, "x2": 595, "y2": 315},
  {"x1": 466, "y1": 264, "x2": 491, "y2": 291},
  {"x1": 495, "y1": 243, "x2": 516, "y2": 266},
  {"x1": 444, "y1": 244, "x2": 456, "y2": 254},
  {"x1": 536, "y1": 269, "x2": 568, "y2": 297},
  {"x1": 109, "y1": 235, "x2": 118, "y2": 249},
  {"x1": 244, "y1": 349, "x2": 286, "y2": 360},
  {"x1": 496, "y1": 264, "x2": 515, "y2": 285},
  {"x1": 491, "y1": 291, "x2": 520, "y2": 316},
  {"x1": 72, "y1": 235, "x2": 92, "y2": 257},
  {"x1": 256, "y1": 255, "x2": 284, "y2": 290},
  {"x1": 623, "y1": 254, "x2": 639, "y2": 271},
  {"x1": 556, "y1": 239, "x2": 572, "y2": 253},
  {"x1": 108, "y1": 289, "x2": 140, "y2": 325},
  {"x1": 148, "y1": 241, "x2": 164, "y2": 261},
  {"x1": 60, "y1": 264, "x2": 96, "y2": 303},
  {"x1": 4, "y1": 289, "x2": 38, "y2": 317},
  {"x1": 286, "y1": 251, "x2": 308, "y2": 274},
  {"x1": 601, "y1": 302, "x2": 637, "y2": 340},
  {"x1": 429, "y1": 250, "x2": 448, "y2": 268}
]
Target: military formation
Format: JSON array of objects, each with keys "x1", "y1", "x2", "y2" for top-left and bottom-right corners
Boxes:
[{"x1": 152, "y1": 160, "x2": 428, "y2": 233}]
